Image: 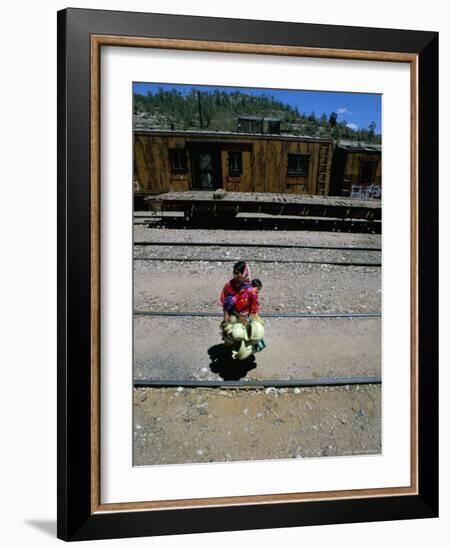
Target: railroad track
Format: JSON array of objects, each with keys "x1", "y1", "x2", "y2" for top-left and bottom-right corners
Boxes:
[
  {"x1": 134, "y1": 311, "x2": 381, "y2": 318},
  {"x1": 133, "y1": 241, "x2": 381, "y2": 267},
  {"x1": 134, "y1": 376, "x2": 381, "y2": 389},
  {"x1": 134, "y1": 257, "x2": 380, "y2": 267},
  {"x1": 134, "y1": 241, "x2": 381, "y2": 252}
]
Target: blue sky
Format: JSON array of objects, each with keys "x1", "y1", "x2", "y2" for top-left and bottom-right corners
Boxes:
[{"x1": 133, "y1": 82, "x2": 381, "y2": 133}]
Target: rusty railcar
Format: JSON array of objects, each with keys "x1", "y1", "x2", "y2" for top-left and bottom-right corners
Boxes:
[{"x1": 134, "y1": 129, "x2": 333, "y2": 197}]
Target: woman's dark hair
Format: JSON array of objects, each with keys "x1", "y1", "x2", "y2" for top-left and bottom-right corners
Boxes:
[
  {"x1": 252, "y1": 278, "x2": 262, "y2": 289},
  {"x1": 233, "y1": 261, "x2": 247, "y2": 274}
]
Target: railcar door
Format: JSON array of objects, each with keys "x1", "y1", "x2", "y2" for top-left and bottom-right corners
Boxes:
[{"x1": 190, "y1": 144, "x2": 222, "y2": 190}]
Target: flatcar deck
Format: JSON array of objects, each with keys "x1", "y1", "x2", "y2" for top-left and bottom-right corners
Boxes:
[{"x1": 143, "y1": 191, "x2": 381, "y2": 221}]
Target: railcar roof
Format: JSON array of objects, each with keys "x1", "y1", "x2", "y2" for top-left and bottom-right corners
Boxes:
[
  {"x1": 134, "y1": 128, "x2": 332, "y2": 143},
  {"x1": 337, "y1": 140, "x2": 382, "y2": 152}
]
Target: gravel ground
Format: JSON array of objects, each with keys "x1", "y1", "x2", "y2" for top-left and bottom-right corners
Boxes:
[
  {"x1": 134, "y1": 227, "x2": 381, "y2": 314},
  {"x1": 134, "y1": 225, "x2": 382, "y2": 248},
  {"x1": 133, "y1": 384, "x2": 381, "y2": 465},
  {"x1": 134, "y1": 244, "x2": 381, "y2": 264},
  {"x1": 134, "y1": 260, "x2": 381, "y2": 313}
]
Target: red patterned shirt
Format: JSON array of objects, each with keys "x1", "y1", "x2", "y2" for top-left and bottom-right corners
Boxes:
[{"x1": 220, "y1": 280, "x2": 260, "y2": 316}]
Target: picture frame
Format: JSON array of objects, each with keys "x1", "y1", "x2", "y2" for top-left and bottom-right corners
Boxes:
[{"x1": 57, "y1": 8, "x2": 438, "y2": 541}]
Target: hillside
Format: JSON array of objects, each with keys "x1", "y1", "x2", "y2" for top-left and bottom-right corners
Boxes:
[{"x1": 134, "y1": 88, "x2": 381, "y2": 144}]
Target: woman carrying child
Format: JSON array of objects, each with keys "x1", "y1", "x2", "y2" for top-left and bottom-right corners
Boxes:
[{"x1": 220, "y1": 261, "x2": 266, "y2": 355}]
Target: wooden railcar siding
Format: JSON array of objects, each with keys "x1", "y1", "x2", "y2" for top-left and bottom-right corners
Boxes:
[
  {"x1": 134, "y1": 132, "x2": 332, "y2": 195},
  {"x1": 220, "y1": 145, "x2": 253, "y2": 192},
  {"x1": 343, "y1": 152, "x2": 382, "y2": 187}
]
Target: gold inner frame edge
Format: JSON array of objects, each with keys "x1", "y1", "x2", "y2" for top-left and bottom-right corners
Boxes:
[{"x1": 90, "y1": 34, "x2": 419, "y2": 514}]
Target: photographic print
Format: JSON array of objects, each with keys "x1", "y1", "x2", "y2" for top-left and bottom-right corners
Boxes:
[{"x1": 132, "y1": 83, "x2": 382, "y2": 466}]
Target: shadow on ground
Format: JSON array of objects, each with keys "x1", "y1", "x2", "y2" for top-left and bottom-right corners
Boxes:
[
  {"x1": 208, "y1": 343, "x2": 257, "y2": 381},
  {"x1": 138, "y1": 216, "x2": 380, "y2": 234}
]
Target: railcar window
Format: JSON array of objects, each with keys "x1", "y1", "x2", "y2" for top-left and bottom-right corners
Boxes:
[
  {"x1": 169, "y1": 149, "x2": 187, "y2": 173},
  {"x1": 287, "y1": 153, "x2": 310, "y2": 177},
  {"x1": 228, "y1": 151, "x2": 242, "y2": 176}
]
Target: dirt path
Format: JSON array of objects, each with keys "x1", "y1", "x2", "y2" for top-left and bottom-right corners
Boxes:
[
  {"x1": 134, "y1": 384, "x2": 381, "y2": 465},
  {"x1": 134, "y1": 316, "x2": 381, "y2": 381}
]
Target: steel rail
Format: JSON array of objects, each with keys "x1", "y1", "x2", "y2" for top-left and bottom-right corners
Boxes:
[
  {"x1": 134, "y1": 311, "x2": 381, "y2": 318},
  {"x1": 134, "y1": 375, "x2": 382, "y2": 389},
  {"x1": 133, "y1": 257, "x2": 381, "y2": 267},
  {"x1": 134, "y1": 241, "x2": 381, "y2": 252}
]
